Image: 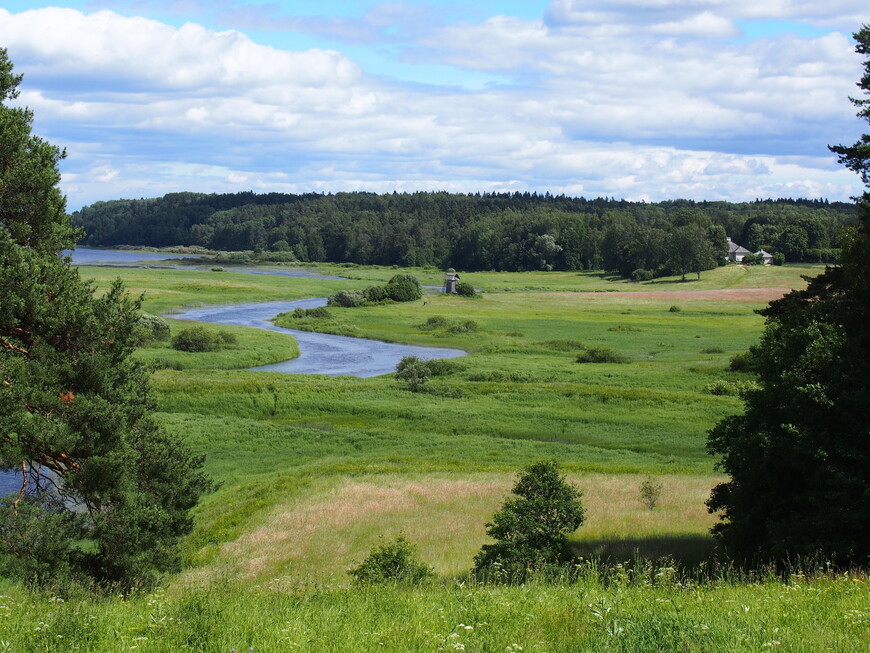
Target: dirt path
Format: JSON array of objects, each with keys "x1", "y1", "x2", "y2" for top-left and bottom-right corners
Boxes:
[{"x1": 555, "y1": 288, "x2": 792, "y2": 302}]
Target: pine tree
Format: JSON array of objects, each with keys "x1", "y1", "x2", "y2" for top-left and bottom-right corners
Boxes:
[{"x1": 0, "y1": 48, "x2": 213, "y2": 587}]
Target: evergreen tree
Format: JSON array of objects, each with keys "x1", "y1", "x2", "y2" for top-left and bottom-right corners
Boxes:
[
  {"x1": 706, "y1": 26, "x2": 870, "y2": 566},
  {"x1": 0, "y1": 49, "x2": 213, "y2": 587},
  {"x1": 473, "y1": 460, "x2": 584, "y2": 578}
]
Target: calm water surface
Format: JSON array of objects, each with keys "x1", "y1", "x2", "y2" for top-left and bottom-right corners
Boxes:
[
  {"x1": 173, "y1": 299, "x2": 466, "y2": 377},
  {"x1": 65, "y1": 248, "x2": 198, "y2": 264}
]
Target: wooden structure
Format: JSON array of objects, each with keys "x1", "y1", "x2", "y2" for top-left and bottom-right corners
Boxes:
[{"x1": 444, "y1": 270, "x2": 461, "y2": 294}]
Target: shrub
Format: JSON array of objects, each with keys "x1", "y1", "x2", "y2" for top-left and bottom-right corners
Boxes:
[
  {"x1": 418, "y1": 315, "x2": 450, "y2": 331},
  {"x1": 639, "y1": 476, "x2": 663, "y2": 510},
  {"x1": 631, "y1": 268, "x2": 653, "y2": 282},
  {"x1": 608, "y1": 325, "x2": 641, "y2": 332},
  {"x1": 423, "y1": 358, "x2": 465, "y2": 376},
  {"x1": 728, "y1": 352, "x2": 753, "y2": 373},
  {"x1": 348, "y1": 536, "x2": 434, "y2": 585},
  {"x1": 385, "y1": 274, "x2": 422, "y2": 302},
  {"x1": 668, "y1": 305, "x2": 681, "y2": 313},
  {"x1": 455, "y1": 281, "x2": 476, "y2": 297},
  {"x1": 290, "y1": 306, "x2": 331, "y2": 319},
  {"x1": 704, "y1": 379, "x2": 761, "y2": 396},
  {"x1": 216, "y1": 329, "x2": 237, "y2": 345},
  {"x1": 171, "y1": 326, "x2": 223, "y2": 352},
  {"x1": 135, "y1": 313, "x2": 170, "y2": 344},
  {"x1": 701, "y1": 347, "x2": 724, "y2": 354},
  {"x1": 473, "y1": 460, "x2": 584, "y2": 579},
  {"x1": 576, "y1": 347, "x2": 629, "y2": 364},
  {"x1": 327, "y1": 289, "x2": 367, "y2": 308},
  {"x1": 363, "y1": 284, "x2": 388, "y2": 303},
  {"x1": 395, "y1": 356, "x2": 431, "y2": 392},
  {"x1": 446, "y1": 319, "x2": 480, "y2": 334},
  {"x1": 772, "y1": 251, "x2": 786, "y2": 265}
]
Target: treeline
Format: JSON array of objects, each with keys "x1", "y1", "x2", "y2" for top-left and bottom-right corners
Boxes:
[{"x1": 73, "y1": 191, "x2": 855, "y2": 274}]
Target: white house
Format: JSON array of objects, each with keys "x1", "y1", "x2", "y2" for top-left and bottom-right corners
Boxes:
[
  {"x1": 756, "y1": 249, "x2": 773, "y2": 265},
  {"x1": 727, "y1": 237, "x2": 751, "y2": 262}
]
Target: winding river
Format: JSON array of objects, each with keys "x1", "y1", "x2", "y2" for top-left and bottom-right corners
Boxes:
[
  {"x1": 172, "y1": 298, "x2": 465, "y2": 377},
  {"x1": 2, "y1": 251, "x2": 465, "y2": 494}
]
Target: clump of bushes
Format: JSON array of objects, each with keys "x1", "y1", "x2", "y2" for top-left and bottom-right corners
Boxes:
[
  {"x1": 631, "y1": 268, "x2": 654, "y2": 282},
  {"x1": 668, "y1": 305, "x2": 682, "y2": 313},
  {"x1": 395, "y1": 356, "x2": 464, "y2": 394},
  {"x1": 327, "y1": 289, "x2": 367, "y2": 308},
  {"x1": 703, "y1": 379, "x2": 761, "y2": 396},
  {"x1": 171, "y1": 325, "x2": 236, "y2": 352},
  {"x1": 447, "y1": 320, "x2": 480, "y2": 334},
  {"x1": 576, "y1": 347, "x2": 629, "y2": 364},
  {"x1": 348, "y1": 536, "x2": 434, "y2": 585},
  {"x1": 454, "y1": 281, "x2": 477, "y2": 297},
  {"x1": 134, "y1": 313, "x2": 170, "y2": 344},
  {"x1": 608, "y1": 325, "x2": 642, "y2": 332},
  {"x1": 728, "y1": 351, "x2": 754, "y2": 372},
  {"x1": 416, "y1": 316, "x2": 481, "y2": 335},
  {"x1": 328, "y1": 274, "x2": 423, "y2": 307},
  {"x1": 362, "y1": 284, "x2": 388, "y2": 303},
  {"x1": 290, "y1": 306, "x2": 332, "y2": 319},
  {"x1": 385, "y1": 274, "x2": 423, "y2": 302},
  {"x1": 701, "y1": 347, "x2": 724, "y2": 354},
  {"x1": 418, "y1": 315, "x2": 450, "y2": 331}
]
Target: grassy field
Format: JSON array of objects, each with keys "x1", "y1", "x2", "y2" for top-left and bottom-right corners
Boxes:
[
  {"x1": 73, "y1": 262, "x2": 807, "y2": 578},
  {"x1": 0, "y1": 569, "x2": 866, "y2": 652},
  {"x1": 2, "y1": 261, "x2": 864, "y2": 651}
]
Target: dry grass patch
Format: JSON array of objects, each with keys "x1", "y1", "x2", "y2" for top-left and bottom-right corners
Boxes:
[{"x1": 204, "y1": 472, "x2": 723, "y2": 582}]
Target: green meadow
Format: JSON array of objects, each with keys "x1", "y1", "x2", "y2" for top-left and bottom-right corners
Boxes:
[
  {"x1": 3, "y1": 261, "x2": 864, "y2": 652},
  {"x1": 81, "y1": 262, "x2": 807, "y2": 576}
]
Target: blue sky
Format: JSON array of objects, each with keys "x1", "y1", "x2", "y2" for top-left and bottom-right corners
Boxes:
[{"x1": 1, "y1": 1, "x2": 867, "y2": 209}]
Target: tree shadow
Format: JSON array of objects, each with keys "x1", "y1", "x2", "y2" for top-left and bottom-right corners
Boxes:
[
  {"x1": 571, "y1": 534, "x2": 717, "y2": 569},
  {"x1": 641, "y1": 277, "x2": 704, "y2": 288}
]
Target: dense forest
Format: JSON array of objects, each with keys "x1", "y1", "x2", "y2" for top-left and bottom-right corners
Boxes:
[{"x1": 73, "y1": 191, "x2": 855, "y2": 275}]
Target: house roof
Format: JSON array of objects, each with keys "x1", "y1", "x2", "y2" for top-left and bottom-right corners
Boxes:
[{"x1": 728, "y1": 240, "x2": 751, "y2": 255}]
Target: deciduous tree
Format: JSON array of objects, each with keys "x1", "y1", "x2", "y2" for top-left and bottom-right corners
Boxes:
[
  {"x1": 707, "y1": 26, "x2": 870, "y2": 566},
  {"x1": 473, "y1": 460, "x2": 584, "y2": 578}
]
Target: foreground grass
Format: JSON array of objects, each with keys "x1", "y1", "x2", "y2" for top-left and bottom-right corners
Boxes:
[{"x1": 0, "y1": 572, "x2": 865, "y2": 652}]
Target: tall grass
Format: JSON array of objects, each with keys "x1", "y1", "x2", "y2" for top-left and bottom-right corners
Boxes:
[{"x1": 0, "y1": 569, "x2": 865, "y2": 652}]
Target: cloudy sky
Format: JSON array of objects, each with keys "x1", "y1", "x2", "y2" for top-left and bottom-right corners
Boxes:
[{"x1": 1, "y1": 1, "x2": 867, "y2": 210}]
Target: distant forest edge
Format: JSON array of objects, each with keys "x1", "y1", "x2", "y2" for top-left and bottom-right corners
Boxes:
[{"x1": 72, "y1": 191, "x2": 856, "y2": 275}]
